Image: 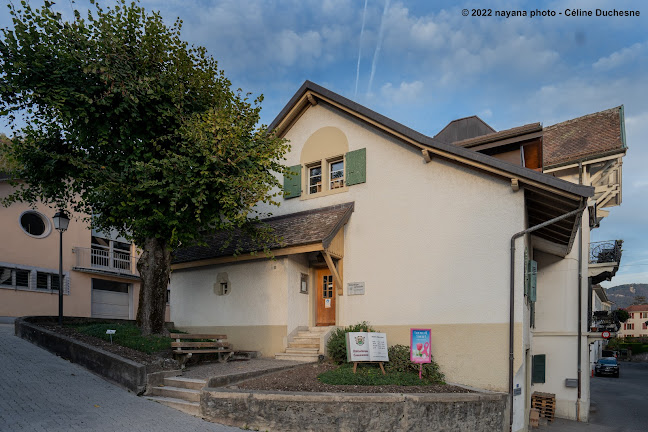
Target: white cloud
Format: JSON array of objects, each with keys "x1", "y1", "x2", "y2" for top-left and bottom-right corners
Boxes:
[
  {"x1": 479, "y1": 109, "x2": 493, "y2": 119},
  {"x1": 593, "y1": 42, "x2": 647, "y2": 70},
  {"x1": 274, "y1": 30, "x2": 323, "y2": 66},
  {"x1": 380, "y1": 80, "x2": 424, "y2": 104}
]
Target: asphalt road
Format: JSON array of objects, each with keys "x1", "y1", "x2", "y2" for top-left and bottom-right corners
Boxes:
[
  {"x1": 0, "y1": 323, "x2": 241, "y2": 432},
  {"x1": 589, "y1": 361, "x2": 648, "y2": 430}
]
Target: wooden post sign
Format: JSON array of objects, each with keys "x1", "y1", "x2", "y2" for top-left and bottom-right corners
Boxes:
[
  {"x1": 346, "y1": 331, "x2": 389, "y2": 374},
  {"x1": 410, "y1": 328, "x2": 431, "y2": 379}
]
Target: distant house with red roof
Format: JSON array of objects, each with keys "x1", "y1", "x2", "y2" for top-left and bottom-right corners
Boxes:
[{"x1": 619, "y1": 304, "x2": 648, "y2": 338}]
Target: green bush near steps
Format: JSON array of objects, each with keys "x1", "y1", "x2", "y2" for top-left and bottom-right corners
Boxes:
[{"x1": 326, "y1": 321, "x2": 375, "y2": 363}]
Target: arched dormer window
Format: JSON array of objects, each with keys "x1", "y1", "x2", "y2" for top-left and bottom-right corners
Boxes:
[{"x1": 283, "y1": 127, "x2": 366, "y2": 199}]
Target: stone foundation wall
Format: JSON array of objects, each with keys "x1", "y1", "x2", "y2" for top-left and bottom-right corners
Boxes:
[{"x1": 201, "y1": 389, "x2": 508, "y2": 432}]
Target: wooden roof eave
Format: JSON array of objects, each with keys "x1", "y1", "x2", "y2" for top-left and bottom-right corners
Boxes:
[
  {"x1": 171, "y1": 205, "x2": 352, "y2": 271},
  {"x1": 271, "y1": 84, "x2": 592, "y2": 203}
]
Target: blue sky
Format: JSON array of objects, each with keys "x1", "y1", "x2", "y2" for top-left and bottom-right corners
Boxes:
[{"x1": 1, "y1": 0, "x2": 646, "y2": 286}]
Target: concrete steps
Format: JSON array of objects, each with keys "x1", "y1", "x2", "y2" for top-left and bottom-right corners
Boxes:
[
  {"x1": 275, "y1": 326, "x2": 334, "y2": 362},
  {"x1": 275, "y1": 352, "x2": 321, "y2": 361},
  {"x1": 145, "y1": 376, "x2": 206, "y2": 416},
  {"x1": 145, "y1": 396, "x2": 201, "y2": 416}
]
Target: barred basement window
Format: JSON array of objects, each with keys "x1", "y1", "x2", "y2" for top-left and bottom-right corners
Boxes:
[
  {"x1": 36, "y1": 272, "x2": 63, "y2": 291},
  {"x1": 0, "y1": 265, "x2": 67, "y2": 293}
]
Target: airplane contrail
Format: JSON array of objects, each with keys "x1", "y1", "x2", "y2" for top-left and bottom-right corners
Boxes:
[
  {"x1": 367, "y1": 0, "x2": 390, "y2": 95},
  {"x1": 354, "y1": 0, "x2": 368, "y2": 98}
]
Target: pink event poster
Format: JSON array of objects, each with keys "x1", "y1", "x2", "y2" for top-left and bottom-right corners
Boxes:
[{"x1": 410, "y1": 329, "x2": 431, "y2": 364}]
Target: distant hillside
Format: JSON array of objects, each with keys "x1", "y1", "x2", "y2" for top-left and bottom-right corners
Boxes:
[{"x1": 605, "y1": 284, "x2": 648, "y2": 309}]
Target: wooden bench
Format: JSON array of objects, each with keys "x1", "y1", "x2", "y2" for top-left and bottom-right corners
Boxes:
[{"x1": 170, "y1": 333, "x2": 234, "y2": 368}]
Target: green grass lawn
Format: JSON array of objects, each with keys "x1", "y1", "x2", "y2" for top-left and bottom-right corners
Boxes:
[
  {"x1": 68, "y1": 322, "x2": 173, "y2": 354},
  {"x1": 318, "y1": 363, "x2": 438, "y2": 386}
]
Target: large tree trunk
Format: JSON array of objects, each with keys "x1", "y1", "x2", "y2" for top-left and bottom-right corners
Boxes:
[{"x1": 136, "y1": 237, "x2": 171, "y2": 335}]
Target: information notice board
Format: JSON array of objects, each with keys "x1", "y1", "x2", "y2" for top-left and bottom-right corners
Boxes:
[{"x1": 346, "y1": 332, "x2": 389, "y2": 362}]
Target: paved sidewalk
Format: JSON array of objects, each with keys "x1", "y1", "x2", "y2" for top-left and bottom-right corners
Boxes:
[{"x1": 0, "y1": 324, "x2": 242, "y2": 432}]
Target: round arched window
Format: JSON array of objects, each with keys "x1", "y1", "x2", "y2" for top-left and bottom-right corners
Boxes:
[{"x1": 19, "y1": 211, "x2": 51, "y2": 238}]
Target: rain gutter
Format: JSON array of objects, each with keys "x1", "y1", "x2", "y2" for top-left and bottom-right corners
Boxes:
[{"x1": 508, "y1": 199, "x2": 587, "y2": 427}]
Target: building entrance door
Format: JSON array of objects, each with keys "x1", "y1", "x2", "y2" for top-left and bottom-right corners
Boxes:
[{"x1": 316, "y1": 268, "x2": 336, "y2": 326}]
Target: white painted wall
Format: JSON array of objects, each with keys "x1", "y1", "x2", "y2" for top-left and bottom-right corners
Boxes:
[
  {"x1": 171, "y1": 259, "x2": 288, "y2": 327},
  {"x1": 284, "y1": 254, "x2": 310, "y2": 334},
  {"x1": 256, "y1": 104, "x2": 527, "y2": 327},
  {"x1": 532, "y1": 211, "x2": 591, "y2": 421}
]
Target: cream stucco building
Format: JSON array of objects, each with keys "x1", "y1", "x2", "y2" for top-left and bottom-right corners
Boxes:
[
  {"x1": 0, "y1": 177, "x2": 170, "y2": 321},
  {"x1": 167, "y1": 82, "x2": 630, "y2": 431}
]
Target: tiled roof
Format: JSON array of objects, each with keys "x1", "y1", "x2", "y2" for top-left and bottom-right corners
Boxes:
[
  {"x1": 624, "y1": 304, "x2": 648, "y2": 312},
  {"x1": 453, "y1": 123, "x2": 542, "y2": 148},
  {"x1": 543, "y1": 107, "x2": 625, "y2": 167},
  {"x1": 172, "y1": 202, "x2": 354, "y2": 264}
]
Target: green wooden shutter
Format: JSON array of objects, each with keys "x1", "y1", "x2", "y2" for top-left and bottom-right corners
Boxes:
[
  {"x1": 283, "y1": 165, "x2": 301, "y2": 199},
  {"x1": 532, "y1": 354, "x2": 546, "y2": 384},
  {"x1": 346, "y1": 148, "x2": 366, "y2": 186},
  {"x1": 529, "y1": 260, "x2": 537, "y2": 302}
]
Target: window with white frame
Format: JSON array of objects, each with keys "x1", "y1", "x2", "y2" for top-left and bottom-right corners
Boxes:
[
  {"x1": 329, "y1": 158, "x2": 344, "y2": 190},
  {"x1": 0, "y1": 264, "x2": 68, "y2": 293},
  {"x1": 308, "y1": 164, "x2": 322, "y2": 194}
]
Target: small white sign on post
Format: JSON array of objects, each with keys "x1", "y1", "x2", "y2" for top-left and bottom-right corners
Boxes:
[
  {"x1": 106, "y1": 329, "x2": 116, "y2": 344},
  {"x1": 347, "y1": 282, "x2": 365, "y2": 296}
]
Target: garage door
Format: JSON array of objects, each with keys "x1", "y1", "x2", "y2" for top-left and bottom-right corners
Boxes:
[{"x1": 91, "y1": 279, "x2": 130, "y2": 319}]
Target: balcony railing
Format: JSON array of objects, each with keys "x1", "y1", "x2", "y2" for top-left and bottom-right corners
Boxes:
[
  {"x1": 589, "y1": 240, "x2": 623, "y2": 264},
  {"x1": 73, "y1": 246, "x2": 138, "y2": 276}
]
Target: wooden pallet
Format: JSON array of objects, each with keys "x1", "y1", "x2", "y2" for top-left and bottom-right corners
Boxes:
[{"x1": 531, "y1": 392, "x2": 555, "y2": 422}]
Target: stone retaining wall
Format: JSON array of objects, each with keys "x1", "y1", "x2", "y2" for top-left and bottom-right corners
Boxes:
[
  {"x1": 201, "y1": 388, "x2": 508, "y2": 432},
  {"x1": 14, "y1": 317, "x2": 147, "y2": 394}
]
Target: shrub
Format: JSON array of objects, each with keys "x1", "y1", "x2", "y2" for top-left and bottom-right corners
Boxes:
[
  {"x1": 385, "y1": 344, "x2": 445, "y2": 384},
  {"x1": 326, "y1": 321, "x2": 375, "y2": 363}
]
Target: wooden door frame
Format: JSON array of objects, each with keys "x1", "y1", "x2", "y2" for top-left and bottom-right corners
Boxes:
[{"x1": 316, "y1": 268, "x2": 336, "y2": 326}]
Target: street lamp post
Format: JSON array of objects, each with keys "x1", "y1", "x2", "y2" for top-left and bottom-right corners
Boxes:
[{"x1": 53, "y1": 210, "x2": 70, "y2": 326}]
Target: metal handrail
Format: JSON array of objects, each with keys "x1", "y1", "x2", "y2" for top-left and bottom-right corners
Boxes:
[
  {"x1": 589, "y1": 240, "x2": 623, "y2": 264},
  {"x1": 73, "y1": 247, "x2": 138, "y2": 276}
]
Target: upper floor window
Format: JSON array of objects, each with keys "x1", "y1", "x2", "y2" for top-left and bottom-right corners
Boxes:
[
  {"x1": 19, "y1": 210, "x2": 51, "y2": 238},
  {"x1": 329, "y1": 159, "x2": 344, "y2": 190},
  {"x1": 308, "y1": 164, "x2": 323, "y2": 194},
  {"x1": 283, "y1": 126, "x2": 366, "y2": 200}
]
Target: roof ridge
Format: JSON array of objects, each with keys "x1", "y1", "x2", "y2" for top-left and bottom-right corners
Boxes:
[
  {"x1": 454, "y1": 122, "x2": 542, "y2": 147},
  {"x1": 435, "y1": 115, "x2": 496, "y2": 137},
  {"x1": 544, "y1": 106, "x2": 622, "y2": 130}
]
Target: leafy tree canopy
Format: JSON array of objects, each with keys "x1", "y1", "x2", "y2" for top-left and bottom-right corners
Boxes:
[
  {"x1": 0, "y1": 0, "x2": 289, "y2": 246},
  {"x1": 0, "y1": 0, "x2": 289, "y2": 334}
]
